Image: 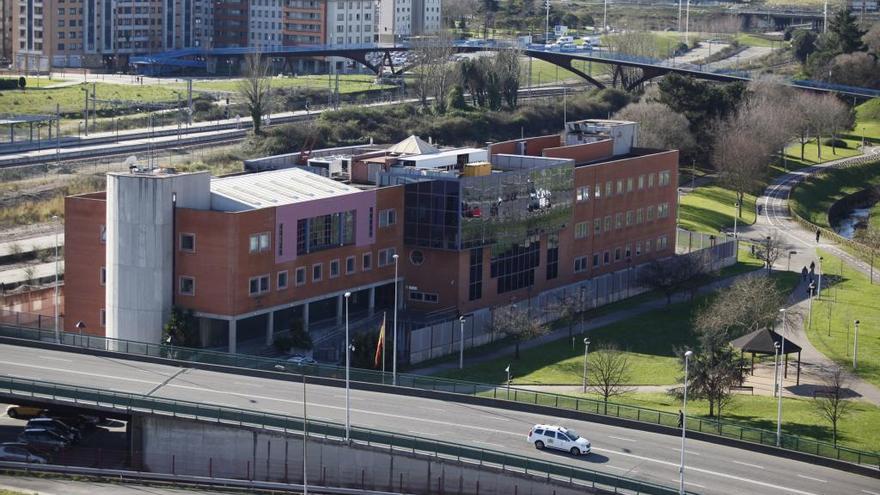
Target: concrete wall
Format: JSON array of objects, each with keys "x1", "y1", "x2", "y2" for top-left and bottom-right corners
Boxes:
[
  {"x1": 134, "y1": 414, "x2": 597, "y2": 495},
  {"x1": 105, "y1": 171, "x2": 211, "y2": 344}
]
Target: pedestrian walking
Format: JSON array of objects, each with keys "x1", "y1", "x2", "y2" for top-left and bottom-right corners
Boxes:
[
  {"x1": 809, "y1": 261, "x2": 815, "y2": 274},
  {"x1": 816, "y1": 228, "x2": 821, "y2": 243},
  {"x1": 801, "y1": 266, "x2": 808, "y2": 281},
  {"x1": 757, "y1": 204, "x2": 763, "y2": 215}
]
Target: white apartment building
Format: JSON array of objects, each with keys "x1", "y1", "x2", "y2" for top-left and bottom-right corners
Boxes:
[
  {"x1": 249, "y1": 0, "x2": 284, "y2": 48},
  {"x1": 377, "y1": 0, "x2": 439, "y2": 43}
]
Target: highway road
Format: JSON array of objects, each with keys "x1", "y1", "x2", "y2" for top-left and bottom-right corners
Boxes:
[{"x1": 0, "y1": 344, "x2": 877, "y2": 495}]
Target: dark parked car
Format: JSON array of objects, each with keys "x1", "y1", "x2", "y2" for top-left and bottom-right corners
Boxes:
[
  {"x1": 17, "y1": 428, "x2": 70, "y2": 453},
  {"x1": 26, "y1": 418, "x2": 81, "y2": 443},
  {"x1": 0, "y1": 443, "x2": 47, "y2": 463}
]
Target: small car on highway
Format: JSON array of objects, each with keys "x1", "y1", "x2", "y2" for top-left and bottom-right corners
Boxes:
[
  {"x1": 0, "y1": 442, "x2": 48, "y2": 464},
  {"x1": 527, "y1": 424, "x2": 591, "y2": 456},
  {"x1": 286, "y1": 354, "x2": 317, "y2": 366},
  {"x1": 17, "y1": 428, "x2": 70, "y2": 453},
  {"x1": 26, "y1": 417, "x2": 81, "y2": 443},
  {"x1": 5, "y1": 405, "x2": 44, "y2": 420}
]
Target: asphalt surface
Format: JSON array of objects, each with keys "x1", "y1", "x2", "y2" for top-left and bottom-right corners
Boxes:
[
  {"x1": 0, "y1": 345, "x2": 878, "y2": 495},
  {"x1": 0, "y1": 474, "x2": 243, "y2": 495}
]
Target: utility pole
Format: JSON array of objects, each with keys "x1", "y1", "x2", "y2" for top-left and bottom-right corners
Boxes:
[{"x1": 545, "y1": 0, "x2": 551, "y2": 42}]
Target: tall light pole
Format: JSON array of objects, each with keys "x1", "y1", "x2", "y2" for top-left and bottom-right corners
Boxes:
[
  {"x1": 823, "y1": 0, "x2": 828, "y2": 33},
  {"x1": 808, "y1": 282, "x2": 815, "y2": 329},
  {"x1": 392, "y1": 254, "x2": 399, "y2": 385},
  {"x1": 582, "y1": 338, "x2": 591, "y2": 393},
  {"x1": 458, "y1": 316, "x2": 466, "y2": 369},
  {"x1": 776, "y1": 308, "x2": 787, "y2": 447},
  {"x1": 302, "y1": 373, "x2": 308, "y2": 495},
  {"x1": 603, "y1": 0, "x2": 608, "y2": 34},
  {"x1": 733, "y1": 202, "x2": 739, "y2": 238},
  {"x1": 773, "y1": 341, "x2": 781, "y2": 398},
  {"x1": 675, "y1": 188, "x2": 682, "y2": 229},
  {"x1": 52, "y1": 215, "x2": 60, "y2": 343},
  {"x1": 685, "y1": 0, "x2": 691, "y2": 41},
  {"x1": 678, "y1": 0, "x2": 682, "y2": 33},
  {"x1": 680, "y1": 350, "x2": 693, "y2": 495},
  {"x1": 545, "y1": 0, "x2": 551, "y2": 42},
  {"x1": 853, "y1": 319, "x2": 860, "y2": 369},
  {"x1": 817, "y1": 256, "x2": 823, "y2": 298},
  {"x1": 344, "y1": 291, "x2": 351, "y2": 441}
]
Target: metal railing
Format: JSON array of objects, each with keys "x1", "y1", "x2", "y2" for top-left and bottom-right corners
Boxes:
[
  {"x1": 0, "y1": 375, "x2": 686, "y2": 495},
  {"x1": 0, "y1": 322, "x2": 878, "y2": 469}
]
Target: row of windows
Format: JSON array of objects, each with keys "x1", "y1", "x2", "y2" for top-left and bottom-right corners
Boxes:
[
  {"x1": 573, "y1": 235, "x2": 670, "y2": 273},
  {"x1": 575, "y1": 170, "x2": 672, "y2": 202},
  {"x1": 573, "y1": 203, "x2": 670, "y2": 239}
]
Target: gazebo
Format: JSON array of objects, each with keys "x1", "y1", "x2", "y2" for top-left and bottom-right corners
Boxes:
[{"x1": 730, "y1": 328, "x2": 802, "y2": 385}]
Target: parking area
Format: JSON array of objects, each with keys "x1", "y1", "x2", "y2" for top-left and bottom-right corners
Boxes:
[{"x1": 0, "y1": 402, "x2": 129, "y2": 468}]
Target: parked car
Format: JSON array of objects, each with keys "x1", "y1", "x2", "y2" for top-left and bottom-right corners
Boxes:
[
  {"x1": 26, "y1": 418, "x2": 81, "y2": 443},
  {"x1": 527, "y1": 424, "x2": 591, "y2": 456},
  {"x1": 286, "y1": 354, "x2": 317, "y2": 366},
  {"x1": 0, "y1": 443, "x2": 48, "y2": 463},
  {"x1": 17, "y1": 428, "x2": 70, "y2": 453},
  {"x1": 5, "y1": 405, "x2": 44, "y2": 420}
]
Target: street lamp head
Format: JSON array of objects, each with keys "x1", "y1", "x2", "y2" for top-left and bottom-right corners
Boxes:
[
  {"x1": 51, "y1": 215, "x2": 59, "y2": 221},
  {"x1": 684, "y1": 350, "x2": 693, "y2": 358},
  {"x1": 774, "y1": 342, "x2": 780, "y2": 350},
  {"x1": 344, "y1": 291, "x2": 351, "y2": 298},
  {"x1": 584, "y1": 338, "x2": 590, "y2": 346},
  {"x1": 855, "y1": 319, "x2": 860, "y2": 325},
  {"x1": 459, "y1": 316, "x2": 466, "y2": 323},
  {"x1": 75, "y1": 321, "x2": 86, "y2": 329},
  {"x1": 779, "y1": 308, "x2": 786, "y2": 313},
  {"x1": 392, "y1": 254, "x2": 399, "y2": 260}
]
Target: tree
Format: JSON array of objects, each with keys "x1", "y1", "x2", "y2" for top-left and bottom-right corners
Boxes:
[
  {"x1": 639, "y1": 254, "x2": 709, "y2": 305},
  {"x1": 813, "y1": 365, "x2": 853, "y2": 445},
  {"x1": 547, "y1": 289, "x2": 587, "y2": 342},
  {"x1": 589, "y1": 343, "x2": 633, "y2": 412},
  {"x1": 828, "y1": 52, "x2": 880, "y2": 90},
  {"x1": 811, "y1": 93, "x2": 853, "y2": 160},
  {"x1": 694, "y1": 275, "x2": 787, "y2": 341},
  {"x1": 827, "y1": 8, "x2": 866, "y2": 54},
  {"x1": 494, "y1": 48, "x2": 522, "y2": 108},
  {"x1": 490, "y1": 304, "x2": 546, "y2": 359},
  {"x1": 864, "y1": 23, "x2": 880, "y2": 55},
  {"x1": 238, "y1": 53, "x2": 272, "y2": 136},
  {"x1": 164, "y1": 306, "x2": 199, "y2": 347},
  {"x1": 712, "y1": 115, "x2": 770, "y2": 215},
  {"x1": 857, "y1": 227, "x2": 880, "y2": 284},
  {"x1": 755, "y1": 232, "x2": 785, "y2": 273},
  {"x1": 682, "y1": 340, "x2": 744, "y2": 419},
  {"x1": 791, "y1": 29, "x2": 818, "y2": 63},
  {"x1": 447, "y1": 84, "x2": 467, "y2": 111},
  {"x1": 612, "y1": 101, "x2": 695, "y2": 154},
  {"x1": 603, "y1": 31, "x2": 658, "y2": 89}
]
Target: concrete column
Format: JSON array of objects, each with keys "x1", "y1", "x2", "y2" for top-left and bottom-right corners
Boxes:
[
  {"x1": 303, "y1": 303, "x2": 310, "y2": 332},
  {"x1": 336, "y1": 294, "x2": 344, "y2": 324},
  {"x1": 368, "y1": 287, "x2": 376, "y2": 316},
  {"x1": 266, "y1": 311, "x2": 274, "y2": 346},
  {"x1": 229, "y1": 319, "x2": 237, "y2": 354}
]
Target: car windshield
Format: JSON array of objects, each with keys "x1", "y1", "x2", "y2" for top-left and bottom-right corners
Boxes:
[{"x1": 566, "y1": 430, "x2": 581, "y2": 440}]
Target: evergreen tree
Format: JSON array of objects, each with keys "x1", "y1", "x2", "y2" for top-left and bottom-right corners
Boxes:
[
  {"x1": 827, "y1": 8, "x2": 866, "y2": 54},
  {"x1": 791, "y1": 29, "x2": 818, "y2": 63}
]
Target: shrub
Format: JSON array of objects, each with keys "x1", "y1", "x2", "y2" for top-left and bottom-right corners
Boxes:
[{"x1": 823, "y1": 138, "x2": 848, "y2": 148}]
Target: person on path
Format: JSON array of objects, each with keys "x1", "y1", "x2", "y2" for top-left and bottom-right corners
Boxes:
[
  {"x1": 801, "y1": 266, "x2": 808, "y2": 281},
  {"x1": 810, "y1": 261, "x2": 815, "y2": 274},
  {"x1": 816, "y1": 229, "x2": 821, "y2": 243}
]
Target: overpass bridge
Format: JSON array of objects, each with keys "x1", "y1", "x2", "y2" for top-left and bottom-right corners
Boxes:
[
  {"x1": 0, "y1": 339, "x2": 877, "y2": 495},
  {"x1": 131, "y1": 42, "x2": 880, "y2": 99}
]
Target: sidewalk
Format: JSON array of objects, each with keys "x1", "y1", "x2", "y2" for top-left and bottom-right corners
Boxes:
[{"x1": 411, "y1": 270, "x2": 764, "y2": 376}]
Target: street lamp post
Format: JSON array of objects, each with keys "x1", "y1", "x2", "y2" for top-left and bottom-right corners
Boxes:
[
  {"x1": 853, "y1": 319, "x2": 860, "y2": 369},
  {"x1": 680, "y1": 350, "x2": 693, "y2": 495},
  {"x1": 733, "y1": 202, "x2": 739, "y2": 237},
  {"x1": 808, "y1": 282, "x2": 815, "y2": 329},
  {"x1": 505, "y1": 364, "x2": 511, "y2": 399},
  {"x1": 773, "y1": 341, "x2": 781, "y2": 398},
  {"x1": 392, "y1": 254, "x2": 399, "y2": 385},
  {"x1": 344, "y1": 291, "x2": 351, "y2": 441},
  {"x1": 817, "y1": 256, "x2": 823, "y2": 298},
  {"x1": 458, "y1": 316, "x2": 466, "y2": 370},
  {"x1": 777, "y1": 308, "x2": 787, "y2": 447},
  {"x1": 52, "y1": 215, "x2": 60, "y2": 343},
  {"x1": 582, "y1": 338, "x2": 590, "y2": 393},
  {"x1": 675, "y1": 188, "x2": 681, "y2": 229}
]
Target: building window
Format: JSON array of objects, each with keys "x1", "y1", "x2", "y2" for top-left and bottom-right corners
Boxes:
[
  {"x1": 180, "y1": 233, "x2": 195, "y2": 252},
  {"x1": 378, "y1": 247, "x2": 397, "y2": 267},
  {"x1": 626, "y1": 210, "x2": 634, "y2": 226},
  {"x1": 346, "y1": 256, "x2": 356, "y2": 274},
  {"x1": 368, "y1": 207, "x2": 374, "y2": 237},
  {"x1": 179, "y1": 276, "x2": 195, "y2": 296},
  {"x1": 295, "y1": 267, "x2": 306, "y2": 286},
  {"x1": 637, "y1": 208, "x2": 644, "y2": 224},
  {"x1": 658, "y1": 203, "x2": 670, "y2": 218},
  {"x1": 576, "y1": 186, "x2": 590, "y2": 202},
  {"x1": 363, "y1": 252, "x2": 372, "y2": 271},
  {"x1": 248, "y1": 275, "x2": 270, "y2": 296},
  {"x1": 491, "y1": 238, "x2": 540, "y2": 294},
  {"x1": 658, "y1": 235, "x2": 669, "y2": 250},
  {"x1": 659, "y1": 170, "x2": 671, "y2": 186},
  {"x1": 100, "y1": 266, "x2": 106, "y2": 286},
  {"x1": 100, "y1": 309, "x2": 106, "y2": 327},
  {"x1": 594, "y1": 183, "x2": 601, "y2": 198},
  {"x1": 469, "y1": 247, "x2": 483, "y2": 301},
  {"x1": 593, "y1": 218, "x2": 601, "y2": 236},
  {"x1": 604, "y1": 251, "x2": 610, "y2": 264},
  {"x1": 647, "y1": 206, "x2": 656, "y2": 221},
  {"x1": 638, "y1": 175, "x2": 645, "y2": 190},
  {"x1": 409, "y1": 291, "x2": 438, "y2": 303},
  {"x1": 615, "y1": 213, "x2": 623, "y2": 229},
  {"x1": 605, "y1": 181, "x2": 612, "y2": 197},
  {"x1": 546, "y1": 235, "x2": 559, "y2": 281},
  {"x1": 604, "y1": 216, "x2": 612, "y2": 232},
  {"x1": 312, "y1": 264, "x2": 323, "y2": 282},
  {"x1": 379, "y1": 208, "x2": 396, "y2": 227},
  {"x1": 409, "y1": 250, "x2": 424, "y2": 265},
  {"x1": 636, "y1": 242, "x2": 642, "y2": 256},
  {"x1": 592, "y1": 253, "x2": 600, "y2": 267},
  {"x1": 616, "y1": 180, "x2": 623, "y2": 195},
  {"x1": 278, "y1": 223, "x2": 284, "y2": 256},
  {"x1": 625, "y1": 244, "x2": 632, "y2": 258},
  {"x1": 277, "y1": 270, "x2": 288, "y2": 290},
  {"x1": 100, "y1": 224, "x2": 106, "y2": 244},
  {"x1": 626, "y1": 178, "x2": 633, "y2": 193},
  {"x1": 249, "y1": 232, "x2": 270, "y2": 253},
  {"x1": 648, "y1": 173, "x2": 655, "y2": 188},
  {"x1": 646, "y1": 239, "x2": 653, "y2": 253},
  {"x1": 615, "y1": 248, "x2": 622, "y2": 261},
  {"x1": 574, "y1": 256, "x2": 588, "y2": 273},
  {"x1": 575, "y1": 221, "x2": 589, "y2": 239},
  {"x1": 330, "y1": 259, "x2": 340, "y2": 278}
]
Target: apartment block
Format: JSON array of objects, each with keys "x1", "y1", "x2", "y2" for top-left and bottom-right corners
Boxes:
[
  {"x1": 64, "y1": 120, "x2": 677, "y2": 359},
  {"x1": 377, "y1": 0, "x2": 440, "y2": 42},
  {"x1": 248, "y1": 0, "x2": 282, "y2": 47},
  {"x1": 2, "y1": 0, "x2": 13, "y2": 63}
]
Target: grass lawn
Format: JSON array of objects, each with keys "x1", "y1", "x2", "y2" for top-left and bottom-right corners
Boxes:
[
  {"x1": 679, "y1": 185, "x2": 758, "y2": 235},
  {"x1": 436, "y1": 272, "x2": 798, "y2": 386},
  {"x1": 580, "y1": 392, "x2": 880, "y2": 453},
  {"x1": 789, "y1": 160, "x2": 880, "y2": 228},
  {"x1": 733, "y1": 33, "x2": 780, "y2": 48},
  {"x1": 0, "y1": 82, "x2": 185, "y2": 116},
  {"x1": 190, "y1": 74, "x2": 395, "y2": 94},
  {"x1": 806, "y1": 250, "x2": 880, "y2": 389},
  {"x1": 848, "y1": 97, "x2": 880, "y2": 144}
]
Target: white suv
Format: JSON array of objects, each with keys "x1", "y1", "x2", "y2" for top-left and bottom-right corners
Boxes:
[{"x1": 527, "y1": 424, "x2": 591, "y2": 456}]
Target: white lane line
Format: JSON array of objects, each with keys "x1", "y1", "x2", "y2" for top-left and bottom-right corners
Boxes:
[
  {"x1": 39, "y1": 356, "x2": 72, "y2": 363},
  {"x1": 686, "y1": 450, "x2": 701, "y2": 457},
  {"x1": 233, "y1": 382, "x2": 262, "y2": 388},
  {"x1": 796, "y1": 474, "x2": 827, "y2": 483},
  {"x1": 591, "y1": 448, "x2": 819, "y2": 495},
  {"x1": 607, "y1": 435, "x2": 636, "y2": 443},
  {"x1": 732, "y1": 460, "x2": 764, "y2": 470},
  {"x1": 472, "y1": 440, "x2": 505, "y2": 448},
  {"x1": 670, "y1": 479, "x2": 706, "y2": 489},
  {"x1": 861, "y1": 490, "x2": 880, "y2": 495},
  {"x1": 0, "y1": 360, "x2": 159, "y2": 386},
  {"x1": 408, "y1": 430, "x2": 440, "y2": 437}
]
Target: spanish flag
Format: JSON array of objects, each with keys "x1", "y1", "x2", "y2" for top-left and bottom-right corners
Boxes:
[{"x1": 374, "y1": 313, "x2": 386, "y2": 369}]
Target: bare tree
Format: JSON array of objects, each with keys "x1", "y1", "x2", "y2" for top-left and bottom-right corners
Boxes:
[
  {"x1": 411, "y1": 36, "x2": 456, "y2": 111},
  {"x1": 694, "y1": 274, "x2": 787, "y2": 341},
  {"x1": 490, "y1": 303, "x2": 546, "y2": 359},
  {"x1": 865, "y1": 23, "x2": 880, "y2": 55},
  {"x1": 493, "y1": 48, "x2": 522, "y2": 108},
  {"x1": 755, "y1": 232, "x2": 785, "y2": 273},
  {"x1": 640, "y1": 253, "x2": 709, "y2": 305},
  {"x1": 712, "y1": 112, "x2": 772, "y2": 217},
  {"x1": 828, "y1": 52, "x2": 880, "y2": 90},
  {"x1": 547, "y1": 289, "x2": 587, "y2": 342},
  {"x1": 811, "y1": 93, "x2": 853, "y2": 160},
  {"x1": 589, "y1": 343, "x2": 633, "y2": 412},
  {"x1": 813, "y1": 365, "x2": 853, "y2": 446},
  {"x1": 238, "y1": 53, "x2": 272, "y2": 136},
  {"x1": 857, "y1": 227, "x2": 880, "y2": 284},
  {"x1": 613, "y1": 101, "x2": 695, "y2": 153}
]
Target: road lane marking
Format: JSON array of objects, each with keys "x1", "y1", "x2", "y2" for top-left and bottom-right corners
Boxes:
[
  {"x1": 233, "y1": 382, "x2": 262, "y2": 388},
  {"x1": 472, "y1": 440, "x2": 505, "y2": 448},
  {"x1": 861, "y1": 490, "x2": 880, "y2": 495},
  {"x1": 732, "y1": 460, "x2": 764, "y2": 470},
  {"x1": 408, "y1": 430, "x2": 440, "y2": 436},
  {"x1": 607, "y1": 435, "x2": 636, "y2": 442},
  {"x1": 796, "y1": 474, "x2": 826, "y2": 483},
  {"x1": 38, "y1": 356, "x2": 72, "y2": 363},
  {"x1": 0, "y1": 360, "x2": 159, "y2": 386},
  {"x1": 670, "y1": 479, "x2": 706, "y2": 489}
]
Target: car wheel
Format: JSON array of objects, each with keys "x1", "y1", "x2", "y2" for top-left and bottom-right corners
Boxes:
[
  {"x1": 7, "y1": 409, "x2": 17, "y2": 419},
  {"x1": 534, "y1": 440, "x2": 544, "y2": 450},
  {"x1": 570, "y1": 447, "x2": 580, "y2": 456}
]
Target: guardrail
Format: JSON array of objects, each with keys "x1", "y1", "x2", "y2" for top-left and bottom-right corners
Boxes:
[
  {"x1": 1, "y1": 323, "x2": 878, "y2": 470},
  {"x1": 0, "y1": 375, "x2": 687, "y2": 495}
]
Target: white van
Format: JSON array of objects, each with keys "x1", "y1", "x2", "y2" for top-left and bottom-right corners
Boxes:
[{"x1": 556, "y1": 35, "x2": 574, "y2": 44}]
